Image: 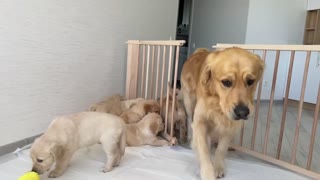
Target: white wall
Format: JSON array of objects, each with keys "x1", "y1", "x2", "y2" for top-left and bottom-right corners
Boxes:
[
  {"x1": 189, "y1": 0, "x2": 250, "y2": 53},
  {"x1": 0, "y1": 0, "x2": 178, "y2": 146},
  {"x1": 245, "y1": 0, "x2": 307, "y2": 100},
  {"x1": 308, "y1": 0, "x2": 320, "y2": 10}
]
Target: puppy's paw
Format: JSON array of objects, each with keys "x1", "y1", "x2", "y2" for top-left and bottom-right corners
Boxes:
[
  {"x1": 214, "y1": 164, "x2": 225, "y2": 178},
  {"x1": 100, "y1": 166, "x2": 113, "y2": 173},
  {"x1": 48, "y1": 169, "x2": 63, "y2": 178}
]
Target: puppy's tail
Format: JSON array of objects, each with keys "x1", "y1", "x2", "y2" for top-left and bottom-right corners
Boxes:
[
  {"x1": 193, "y1": 48, "x2": 209, "y2": 54},
  {"x1": 119, "y1": 125, "x2": 126, "y2": 157}
]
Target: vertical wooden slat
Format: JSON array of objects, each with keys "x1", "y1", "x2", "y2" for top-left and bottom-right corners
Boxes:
[
  {"x1": 125, "y1": 42, "x2": 140, "y2": 99},
  {"x1": 165, "y1": 46, "x2": 173, "y2": 133},
  {"x1": 145, "y1": 45, "x2": 151, "y2": 99},
  {"x1": 251, "y1": 50, "x2": 266, "y2": 150},
  {"x1": 150, "y1": 46, "x2": 155, "y2": 99},
  {"x1": 276, "y1": 51, "x2": 295, "y2": 159},
  {"x1": 170, "y1": 46, "x2": 180, "y2": 137},
  {"x1": 160, "y1": 46, "x2": 166, "y2": 115},
  {"x1": 291, "y1": 51, "x2": 311, "y2": 164},
  {"x1": 140, "y1": 45, "x2": 146, "y2": 97},
  {"x1": 155, "y1": 46, "x2": 161, "y2": 99},
  {"x1": 306, "y1": 84, "x2": 320, "y2": 170},
  {"x1": 263, "y1": 50, "x2": 280, "y2": 154}
]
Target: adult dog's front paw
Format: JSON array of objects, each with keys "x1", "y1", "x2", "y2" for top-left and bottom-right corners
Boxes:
[
  {"x1": 48, "y1": 169, "x2": 63, "y2": 178},
  {"x1": 214, "y1": 164, "x2": 225, "y2": 178},
  {"x1": 100, "y1": 166, "x2": 113, "y2": 173},
  {"x1": 200, "y1": 167, "x2": 217, "y2": 180}
]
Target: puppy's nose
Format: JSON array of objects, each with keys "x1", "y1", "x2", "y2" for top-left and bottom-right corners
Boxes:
[
  {"x1": 31, "y1": 167, "x2": 38, "y2": 173},
  {"x1": 233, "y1": 104, "x2": 249, "y2": 120}
]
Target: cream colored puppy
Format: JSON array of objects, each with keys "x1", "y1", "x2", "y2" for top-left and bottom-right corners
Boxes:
[
  {"x1": 30, "y1": 112, "x2": 126, "y2": 178},
  {"x1": 126, "y1": 113, "x2": 168, "y2": 146},
  {"x1": 89, "y1": 95, "x2": 144, "y2": 115},
  {"x1": 120, "y1": 98, "x2": 145, "y2": 111},
  {"x1": 120, "y1": 100, "x2": 160, "y2": 124},
  {"x1": 89, "y1": 94, "x2": 124, "y2": 115}
]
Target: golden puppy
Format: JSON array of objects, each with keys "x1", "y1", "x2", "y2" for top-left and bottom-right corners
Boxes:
[
  {"x1": 181, "y1": 47, "x2": 264, "y2": 179},
  {"x1": 30, "y1": 112, "x2": 126, "y2": 178},
  {"x1": 89, "y1": 95, "x2": 145, "y2": 116},
  {"x1": 126, "y1": 113, "x2": 169, "y2": 146},
  {"x1": 159, "y1": 85, "x2": 187, "y2": 143},
  {"x1": 120, "y1": 99, "x2": 160, "y2": 124},
  {"x1": 89, "y1": 94, "x2": 124, "y2": 115},
  {"x1": 120, "y1": 98, "x2": 145, "y2": 111}
]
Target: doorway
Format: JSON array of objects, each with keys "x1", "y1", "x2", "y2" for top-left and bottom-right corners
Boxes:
[{"x1": 174, "y1": 0, "x2": 192, "y2": 89}]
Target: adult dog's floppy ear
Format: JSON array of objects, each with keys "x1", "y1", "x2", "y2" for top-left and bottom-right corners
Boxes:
[
  {"x1": 254, "y1": 54, "x2": 265, "y2": 80},
  {"x1": 201, "y1": 65, "x2": 212, "y2": 85}
]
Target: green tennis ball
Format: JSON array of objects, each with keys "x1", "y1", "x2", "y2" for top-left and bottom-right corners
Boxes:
[{"x1": 18, "y1": 171, "x2": 40, "y2": 180}]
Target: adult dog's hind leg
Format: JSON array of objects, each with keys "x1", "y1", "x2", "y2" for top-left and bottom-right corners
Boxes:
[{"x1": 182, "y1": 90, "x2": 196, "y2": 142}]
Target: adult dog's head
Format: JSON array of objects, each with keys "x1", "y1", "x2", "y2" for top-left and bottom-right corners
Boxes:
[
  {"x1": 30, "y1": 137, "x2": 57, "y2": 174},
  {"x1": 200, "y1": 47, "x2": 264, "y2": 121}
]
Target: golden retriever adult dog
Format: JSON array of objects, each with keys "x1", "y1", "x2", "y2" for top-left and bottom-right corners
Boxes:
[
  {"x1": 181, "y1": 47, "x2": 264, "y2": 180},
  {"x1": 30, "y1": 112, "x2": 126, "y2": 178},
  {"x1": 126, "y1": 113, "x2": 168, "y2": 146},
  {"x1": 120, "y1": 99, "x2": 160, "y2": 124}
]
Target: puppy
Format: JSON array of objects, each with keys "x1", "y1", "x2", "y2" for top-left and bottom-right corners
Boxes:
[
  {"x1": 181, "y1": 47, "x2": 264, "y2": 179},
  {"x1": 120, "y1": 99, "x2": 160, "y2": 124},
  {"x1": 89, "y1": 95, "x2": 145, "y2": 116},
  {"x1": 159, "y1": 85, "x2": 187, "y2": 143},
  {"x1": 30, "y1": 112, "x2": 126, "y2": 178},
  {"x1": 120, "y1": 98, "x2": 145, "y2": 111},
  {"x1": 89, "y1": 94, "x2": 124, "y2": 115},
  {"x1": 126, "y1": 113, "x2": 169, "y2": 146}
]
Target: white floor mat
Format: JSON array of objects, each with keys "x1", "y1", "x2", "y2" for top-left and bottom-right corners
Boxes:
[{"x1": 0, "y1": 145, "x2": 308, "y2": 180}]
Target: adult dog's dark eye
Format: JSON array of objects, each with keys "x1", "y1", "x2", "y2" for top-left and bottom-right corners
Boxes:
[
  {"x1": 221, "y1": 80, "x2": 232, "y2": 88},
  {"x1": 37, "y1": 158, "x2": 43, "y2": 163},
  {"x1": 247, "y1": 79, "x2": 255, "y2": 86}
]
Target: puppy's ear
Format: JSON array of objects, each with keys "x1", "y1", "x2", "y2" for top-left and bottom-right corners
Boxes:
[
  {"x1": 150, "y1": 121, "x2": 159, "y2": 135},
  {"x1": 144, "y1": 104, "x2": 152, "y2": 113},
  {"x1": 48, "y1": 142, "x2": 62, "y2": 161}
]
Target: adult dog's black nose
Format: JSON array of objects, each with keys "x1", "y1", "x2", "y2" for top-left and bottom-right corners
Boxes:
[{"x1": 233, "y1": 104, "x2": 249, "y2": 120}]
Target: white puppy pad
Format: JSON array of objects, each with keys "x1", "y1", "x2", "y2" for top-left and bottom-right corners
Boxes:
[{"x1": 0, "y1": 145, "x2": 307, "y2": 180}]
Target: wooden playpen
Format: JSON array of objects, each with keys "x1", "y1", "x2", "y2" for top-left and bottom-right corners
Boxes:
[{"x1": 125, "y1": 40, "x2": 320, "y2": 179}]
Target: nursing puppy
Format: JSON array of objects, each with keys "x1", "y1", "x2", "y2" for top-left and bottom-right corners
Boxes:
[
  {"x1": 120, "y1": 99, "x2": 160, "y2": 124},
  {"x1": 89, "y1": 95, "x2": 144, "y2": 116},
  {"x1": 126, "y1": 113, "x2": 168, "y2": 146},
  {"x1": 30, "y1": 112, "x2": 126, "y2": 178},
  {"x1": 120, "y1": 98, "x2": 145, "y2": 111},
  {"x1": 89, "y1": 94, "x2": 124, "y2": 115},
  {"x1": 181, "y1": 47, "x2": 264, "y2": 179},
  {"x1": 159, "y1": 85, "x2": 187, "y2": 143}
]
